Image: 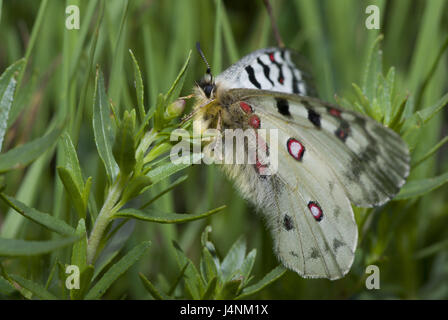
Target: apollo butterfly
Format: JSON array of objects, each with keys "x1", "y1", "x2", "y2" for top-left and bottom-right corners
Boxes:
[{"x1": 191, "y1": 46, "x2": 410, "y2": 280}]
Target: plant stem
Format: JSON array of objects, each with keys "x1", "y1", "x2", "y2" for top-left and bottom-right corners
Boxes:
[{"x1": 86, "y1": 174, "x2": 126, "y2": 264}]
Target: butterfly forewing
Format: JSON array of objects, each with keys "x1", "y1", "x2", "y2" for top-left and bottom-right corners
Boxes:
[{"x1": 216, "y1": 48, "x2": 316, "y2": 97}]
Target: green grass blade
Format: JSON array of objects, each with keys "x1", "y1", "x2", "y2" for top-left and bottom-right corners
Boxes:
[
  {"x1": 13, "y1": 0, "x2": 48, "y2": 99},
  {"x1": 0, "y1": 59, "x2": 25, "y2": 151}
]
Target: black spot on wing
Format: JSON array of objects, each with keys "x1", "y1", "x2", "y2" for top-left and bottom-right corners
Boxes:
[
  {"x1": 283, "y1": 214, "x2": 294, "y2": 231},
  {"x1": 256, "y1": 57, "x2": 274, "y2": 86},
  {"x1": 290, "y1": 251, "x2": 299, "y2": 258},
  {"x1": 333, "y1": 238, "x2": 345, "y2": 252},
  {"x1": 291, "y1": 68, "x2": 301, "y2": 94},
  {"x1": 267, "y1": 52, "x2": 285, "y2": 86},
  {"x1": 310, "y1": 247, "x2": 320, "y2": 260},
  {"x1": 245, "y1": 65, "x2": 261, "y2": 89},
  {"x1": 276, "y1": 98, "x2": 291, "y2": 116},
  {"x1": 335, "y1": 120, "x2": 350, "y2": 142},
  {"x1": 307, "y1": 109, "x2": 321, "y2": 128}
]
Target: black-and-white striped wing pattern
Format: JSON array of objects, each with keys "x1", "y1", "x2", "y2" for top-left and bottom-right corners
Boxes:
[{"x1": 216, "y1": 48, "x2": 316, "y2": 96}]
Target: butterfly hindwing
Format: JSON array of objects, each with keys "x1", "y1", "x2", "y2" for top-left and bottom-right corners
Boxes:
[
  {"x1": 256, "y1": 109, "x2": 357, "y2": 279},
  {"x1": 218, "y1": 145, "x2": 357, "y2": 279}
]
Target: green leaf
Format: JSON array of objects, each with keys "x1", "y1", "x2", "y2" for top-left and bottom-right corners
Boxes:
[
  {"x1": 114, "y1": 205, "x2": 225, "y2": 223},
  {"x1": 121, "y1": 175, "x2": 152, "y2": 203},
  {"x1": 57, "y1": 167, "x2": 87, "y2": 219},
  {"x1": 363, "y1": 34, "x2": 383, "y2": 102},
  {"x1": 93, "y1": 220, "x2": 135, "y2": 280},
  {"x1": 59, "y1": 132, "x2": 84, "y2": 190},
  {"x1": 240, "y1": 249, "x2": 256, "y2": 286},
  {"x1": 217, "y1": 277, "x2": 242, "y2": 300},
  {"x1": 139, "y1": 272, "x2": 170, "y2": 300},
  {"x1": 172, "y1": 241, "x2": 204, "y2": 299},
  {"x1": 200, "y1": 247, "x2": 218, "y2": 284},
  {"x1": 0, "y1": 59, "x2": 25, "y2": 151},
  {"x1": 236, "y1": 265, "x2": 286, "y2": 299},
  {"x1": 93, "y1": 67, "x2": 118, "y2": 183},
  {"x1": 145, "y1": 154, "x2": 201, "y2": 185},
  {"x1": 201, "y1": 276, "x2": 218, "y2": 300},
  {"x1": 0, "y1": 236, "x2": 79, "y2": 256},
  {"x1": 0, "y1": 193, "x2": 76, "y2": 236},
  {"x1": 221, "y1": 236, "x2": 246, "y2": 282},
  {"x1": 10, "y1": 274, "x2": 57, "y2": 300},
  {"x1": 84, "y1": 241, "x2": 150, "y2": 300},
  {"x1": 403, "y1": 92, "x2": 448, "y2": 146},
  {"x1": 0, "y1": 275, "x2": 16, "y2": 296},
  {"x1": 168, "y1": 262, "x2": 189, "y2": 296},
  {"x1": 129, "y1": 49, "x2": 145, "y2": 122},
  {"x1": 394, "y1": 171, "x2": 448, "y2": 200},
  {"x1": 0, "y1": 125, "x2": 62, "y2": 173},
  {"x1": 58, "y1": 133, "x2": 90, "y2": 219},
  {"x1": 139, "y1": 174, "x2": 187, "y2": 209},
  {"x1": 165, "y1": 50, "x2": 191, "y2": 105},
  {"x1": 112, "y1": 109, "x2": 136, "y2": 175},
  {"x1": 412, "y1": 136, "x2": 448, "y2": 169},
  {"x1": 70, "y1": 219, "x2": 90, "y2": 300}
]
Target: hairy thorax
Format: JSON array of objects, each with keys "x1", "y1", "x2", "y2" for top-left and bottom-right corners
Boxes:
[{"x1": 193, "y1": 83, "x2": 252, "y2": 135}]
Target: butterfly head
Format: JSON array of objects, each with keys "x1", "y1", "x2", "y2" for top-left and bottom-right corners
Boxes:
[
  {"x1": 195, "y1": 42, "x2": 216, "y2": 99},
  {"x1": 197, "y1": 68, "x2": 215, "y2": 99}
]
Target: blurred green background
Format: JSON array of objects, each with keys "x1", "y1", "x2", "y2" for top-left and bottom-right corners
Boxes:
[{"x1": 0, "y1": 0, "x2": 447, "y2": 299}]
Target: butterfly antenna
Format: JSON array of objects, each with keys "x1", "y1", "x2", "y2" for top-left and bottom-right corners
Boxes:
[
  {"x1": 196, "y1": 42, "x2": 212, "y2": 76},
  {"x1": 262, "y1": 0, "x2": 285, "y2": 48}
]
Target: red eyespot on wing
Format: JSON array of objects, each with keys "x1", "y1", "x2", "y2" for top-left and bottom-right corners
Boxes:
[
  {"x1": 269, "y1": 53, "x2": 275, "y2": 62},
  {"x1": 287, "y1": 138, "x2": 305, "y2": 161},
  {"x1": 240, "y1": 101, "x2": 253, "y2": 114},
  {"x1": 248, "y1": 115, "x2": 261, "y2": 129},
  {"x1": 308, "y1": 201, "x2": 323, "y2": 221},
  {"x1": 279, "y1": 77, "x2": 284, "y2": 84},
  {"x1": 329, "y1": 108, "x2": 341, "y2": 117}
]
